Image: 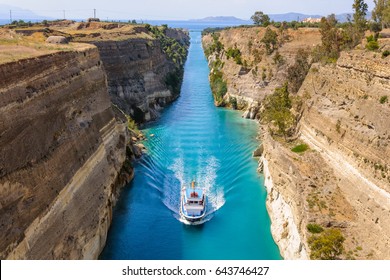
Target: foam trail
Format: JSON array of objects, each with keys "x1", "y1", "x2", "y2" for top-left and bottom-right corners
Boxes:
[
  {"x1": 162, "y1": 155, "x2": 225, "y2": 224},
  {"x1": 161, "y1": 157, "x2": 185, "y2": 214}
]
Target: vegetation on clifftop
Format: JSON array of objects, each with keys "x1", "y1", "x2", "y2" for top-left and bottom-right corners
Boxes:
[{"x1": 145, "y1": 24, "x2": 188, "y2": 67}]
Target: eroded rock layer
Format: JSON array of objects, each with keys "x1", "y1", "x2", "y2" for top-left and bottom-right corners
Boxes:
[{"x1": 0, "y1": 48, "x2": 129, "y2": 259}]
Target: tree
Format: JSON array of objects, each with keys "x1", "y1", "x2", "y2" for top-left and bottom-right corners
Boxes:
[
  {"x1": 373, "y1": 0, "x2": 390, "y2": 28},
  {"x1": 353, "y1": 0, "x2": 369, "y2": 32},
  {"x1": 384, "y1": 2, "x2": 390, "y2": 27},
  {"x1": 262, "y1": 83, "x2": 294, "y2": 139},
  {"x1": 261, "y1": 27, "x2": 278, "y2": 54},
  {"x1": 287, "y1": 49, "x2": 310, "y2": 93},
  {"x1": 318, "y1": 14, "x2": 345, "y2": 60},
  {"x1": 372, "y1": 0, "x2": 390, "y2": 28},
  {"x1": 251, "y1": 11, "x2": 271, "y2": 27},
  {"x1": 308, "y1": 229, "x2": 345, "y2": 260}
]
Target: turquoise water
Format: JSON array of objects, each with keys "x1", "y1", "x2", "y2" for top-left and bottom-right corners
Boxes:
[{"x1": 100, "y1": 31, "x2": 281, "y2": 260}]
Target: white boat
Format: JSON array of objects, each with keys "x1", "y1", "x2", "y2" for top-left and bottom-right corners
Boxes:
[{"x1": 180, "y1": 181, "x2": 207, "y2": 224}]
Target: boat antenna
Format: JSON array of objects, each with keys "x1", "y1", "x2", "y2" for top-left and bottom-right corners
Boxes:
[{"x1": 191, "y1": 180, "x2": 195, "y2": 189}]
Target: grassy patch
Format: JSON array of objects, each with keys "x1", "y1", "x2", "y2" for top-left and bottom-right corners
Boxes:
[
  {"x1": 291, "y1": 144, "x2": 309, "y2": 153},
  {"x1": 307, "y1": 223, "x2": 324, "y2": 234},
  {"x1": 380, "y1": 96, "x2": 388, "y2": 104}
]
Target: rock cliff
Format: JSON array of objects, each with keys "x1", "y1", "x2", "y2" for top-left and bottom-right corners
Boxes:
[
  {"x1": 202, "y1": 27, "x2": 321, "y2": 117},
  {"x1": 0, "y1": 22, "x2": 189, "y2": 259},
  {"x1": 295, "y1": 50, "x2": 390, "y2": 259},
  {"x1": 203, "y1": 26, "x2": 390, "y2": 259},
  {"x1": 72, "y1": 23, "x2": 189, "y2": 123},
  {"x1": 0, "y1": 46, "x2": 130, "y2": 259}
]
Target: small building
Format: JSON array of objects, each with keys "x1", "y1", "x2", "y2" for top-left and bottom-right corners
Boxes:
[
  {"x1": 88, "y1": 18, "x2": 100, "y2": 22},
  {"x1": 302, "y1": 17, "x2": 322, "y2": 23}
]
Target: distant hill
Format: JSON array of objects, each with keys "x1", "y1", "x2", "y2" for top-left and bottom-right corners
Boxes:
[
  {"x1": 0, "y1": 4, "x2": 48, "y2": 21},
  {"x1": 268, "y1": 12, "x2": 372, "y2": 23},
  {"x1": 269, "y1": 13, "x2": 323, "y2": 22},
  {"x1": 192, "y1": 13, "x2": 356, "y2": 24},
  {"x1": 192, "y1": 16, "x2": 248, "y2": 23}
]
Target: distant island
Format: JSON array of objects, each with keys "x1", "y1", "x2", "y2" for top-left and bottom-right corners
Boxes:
[{"x1": 191, "y1": 16, "x2": 248, "y2": 22}]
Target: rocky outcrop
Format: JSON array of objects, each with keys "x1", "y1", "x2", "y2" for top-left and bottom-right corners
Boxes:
[
  {"x1": 202, "y1": 27, "x2": 321, "y2": 117},
  {"x1": 0, "y1": 47, "x2": 130, "y2": 259},
  {"x1": 92, "y1": 38, "x2": 175, "y2": 122},
  {"x1": 46, "y1": 36, "x2": 68, "y2": 44},
  {"x1": 262, "y1": 147, "x2": 308, "y2": 260},
  {"x1": 76, "y1": 26, "x2": 190, "y2": 123}
]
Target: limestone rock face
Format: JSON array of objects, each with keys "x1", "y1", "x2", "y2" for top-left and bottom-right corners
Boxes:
[
  {"x1": 0, "y1": 47, "x2": 129, "y2": 259},
  {"x1": 296, "y1": 50, "x2": 390, "y2": 259},
  {"x1": 88, "y1": 31, "x2": 189, "y2": 123},
  {"x1": 202, "y1": 27, "x2": 321, "y2": 118},
  {"x1": 262, "y1": 49, "x2": 390, "y2": 260}
]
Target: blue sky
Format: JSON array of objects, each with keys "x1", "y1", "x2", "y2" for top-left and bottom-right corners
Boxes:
[{"x1": 0, "y1": 0, "x2": 376, "y2": 20}]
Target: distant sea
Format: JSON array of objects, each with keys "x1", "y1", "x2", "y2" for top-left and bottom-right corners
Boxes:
[
  {"x1": 0, "y1": 18, "x2": 251, "y2": 31},
  {"x1": 144, "y1": 20, "x2": 251, "y2": 31}
]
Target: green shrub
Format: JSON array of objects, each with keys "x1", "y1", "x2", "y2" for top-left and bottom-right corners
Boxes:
[
  {"x1": 307, "y1": 223, "x2": 324, "y2": 234},
  {"x1": 262, "y1": 83, "x2": 294, "y2": 139},
  {"x1": 273, "y1": 51, "x2": 285, "y2": 66},
  {"x1": 366, "y1": 40, "x2": 379, "y2": 51},
  {"x1": 291, "y1": 144, "x2": 309, "y2": 153},
  {"x1": 210, "y1": 69, "x2": 227, "y2": 103},
  {"x1": 204, "y1": 33, "x2": 224, "y2": 57},
  {"x1": 287, "y1": 48, "x2": 310, "y2": 93},
  {"x1": 229, "y1": 97, "x2": 238, "y2": 109},
  {"x1": 366, "y1": 35, "x2": 379, "y2": 51},
  {"x1": 261, "y1": 27, "x2": 278, "y2": 55},
  {"x1": 336, "y1": 119, "x2": 341, "y2": 133},
  {"x1": 226, "y1": 47, "x2": 242, "y2": 65},
  {"x1": 308, "y1": 228, "x2": 345, "y2": 260},
  {"x1": 380, "y1": 96, "x2": 388, "y2": 104},
  {"x1": 382, "y1": 50, "x2": 390, "y2": 58}
]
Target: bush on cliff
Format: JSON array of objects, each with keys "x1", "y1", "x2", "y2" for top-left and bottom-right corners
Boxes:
[
  {"x1": 226, "y1": 47, "x2": 243, "y2": 65},
  {"x1": 204, "y1": 33, "x2": 224, "y2": 57},
  {"x1": 261, "y1": 27, "x2": 278, "y2": 55},
  {"x1": 366, "y1": 34, "x2": 379, "y2": 51},
  {"x1": 308, "y1": 228, "x2": 345, "y2": 260},
  {"x1": 210, "y1": 69, "x2": 227, "y2": 104},
  {"x1": 287, "y1": 48, "x2": 311, "y2": 93},
  {"x1": 148, "y1": 24, "x2": 188, "y2": 68},
  {"x1": 307, "y1": 223, "x2": 324, "y2": 233},
  {"x1": 165, "y1": 68, "x2": 184, "y2": 96},
  {"x1": 262, "y1": 83, "x2": 294, "y2": 140},
  {"x1": 229, "y1": 97, "x2": 238, "y2": 109},
  {"x1": 292, "y1": 144, "x2": 309, "y2": 153}
]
